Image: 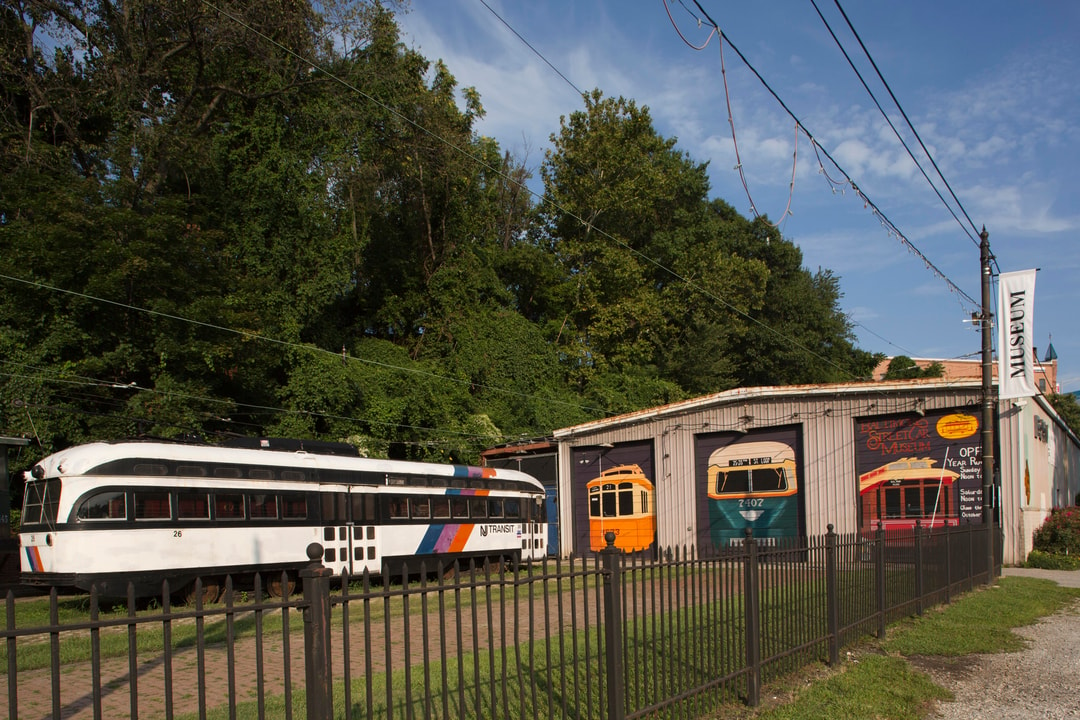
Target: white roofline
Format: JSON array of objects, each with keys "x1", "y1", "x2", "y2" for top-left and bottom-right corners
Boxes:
[{"x1": 553, "y1": 379, "x2": 984, "y2": 439}]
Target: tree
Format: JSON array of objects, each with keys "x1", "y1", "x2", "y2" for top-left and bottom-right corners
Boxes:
[
  {"x1": 882, "y1": 356, "x2": 944, "y2": 381},
  {"x1": 1047, "y1": 393, "x2": 1080, "y2": 439}
]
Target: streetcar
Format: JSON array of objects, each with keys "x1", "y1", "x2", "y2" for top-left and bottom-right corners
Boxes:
[
  {"x1": 706, "y1": 440, "x2": 799, "y2": 547},
  {"x1": 858, "y1": 457, "x2": 959, "y2": 533},
  {"x1": 18, "y1": 438, "x2": 547, "y2": 600},
  {"x1": 586, "y1": 464, "x2": 656, "y2": 553}
]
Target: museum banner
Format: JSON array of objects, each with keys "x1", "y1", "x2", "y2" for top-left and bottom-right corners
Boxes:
[{"x1": 996, "y1": 269, "x2": 1037, "y2": 400}]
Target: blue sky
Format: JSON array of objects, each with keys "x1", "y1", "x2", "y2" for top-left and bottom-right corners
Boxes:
[{"x1": 395, "y1": 1, "x2": 1080, "y2": 392}]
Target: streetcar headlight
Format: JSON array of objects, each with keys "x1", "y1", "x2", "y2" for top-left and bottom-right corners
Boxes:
[
  {"x1": 45, "y1": 534, "x2": 53, "y2": 546},
  {"x1": 31, "y1": 465, "x2": 44, "y2": 479}
]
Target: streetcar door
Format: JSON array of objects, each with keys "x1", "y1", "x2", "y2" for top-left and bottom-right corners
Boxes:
[
  {"x1": 545, "y1": 487, "x2": 559, "y2": 555},
  {"x1": 348, "y1": 488, "x2": 377, "y2": 575}
]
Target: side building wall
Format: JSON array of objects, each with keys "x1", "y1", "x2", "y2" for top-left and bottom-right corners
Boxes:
[{"x1": 999, "y1": 394, "x2": 1080, "y2": 561}]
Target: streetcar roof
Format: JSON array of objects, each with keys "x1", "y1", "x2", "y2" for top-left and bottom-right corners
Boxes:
[{"x1": 28, "y1": 441, "x2": 544, "y2": 491}]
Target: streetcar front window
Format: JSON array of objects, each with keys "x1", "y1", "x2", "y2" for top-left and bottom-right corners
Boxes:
[
  {"x1": 601, "y1": 483, "x2": 617, "y2": 518},
  {"x1": 884, "y1": 488, "x2": 902, "y2": 518},
  {"x1": 21, "y1": 479, "x2": 60, "y2": 528},
  {"x1": 618, "y1": 482, "x2": 634, "y2": 516},
  {"x1": 751, "y1": 468, "x2": 786, "y2": 493},
  {"x1": 717, "y1": 469, "x2": 750, "y2": 495}
]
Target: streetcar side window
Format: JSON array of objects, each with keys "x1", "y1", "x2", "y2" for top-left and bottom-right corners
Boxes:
[
  {"x1": 431, "y1": 497, "x2": 451, "y2": 519},
  {"x1": 178, "y1": 492, "x2": 211, "y2": 520},
  {"x1": 321, "y1": 493, "x2": 347, "y2": 523},
  {"x1": 249, "y1": 493, "x2": 278, "y2": 519},
  {"x1": 76, "y1": 491, "x2": 127, "y2": 521},
  {"x1": 469, "y1": 497, "x2": 488, "y2": 519},
  {"x1": 134, "y1": 463, "x2": 168, "y2": 477},
  {"x1": 504, "y1": 499, "x2": 521, "y2": 519},
  {"x1": 489, "y1": 499, "x2": 504, "y2": 519},
  {"x1": 410, "y1": 497, "x2": 431, "y2": 519},
  {"x1": 176, "y1": 465, "x2": 207, "y2": 477},
  {"x1": 281, "y1": 493, "x2": 307, "y2": 519},
  {"x1": 388, "y1": 497, "x2": 408, "y2": 519},
  {"x1": 450, "y1": 496, "x2": 469, "y2": 519},
  {"x1": 135, "y1": 491, "x2": 171, "y2": 520},
  {"x1": 215, "y1": 493, "x2": 245, "y2": 520},
  {"x1": 350, "y1": 493, "x2": 376, "y2": 523}
]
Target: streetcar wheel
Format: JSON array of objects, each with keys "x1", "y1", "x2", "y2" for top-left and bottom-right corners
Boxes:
[
  {"x1": 266, "y1": 571, "x2": 296, "y2": 599},
  {"x1": 182, "y1": 577, "x2": 222, "y2": 606}
]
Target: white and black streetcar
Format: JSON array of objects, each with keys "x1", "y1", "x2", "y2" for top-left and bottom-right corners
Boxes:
[{"x1": 19, "y1": 438, "x2": 548, "y2": 600}]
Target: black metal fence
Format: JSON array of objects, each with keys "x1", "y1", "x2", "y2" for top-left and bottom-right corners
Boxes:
[{"x1": 3, "y1": 522, "x2": 999, "y2": 719}]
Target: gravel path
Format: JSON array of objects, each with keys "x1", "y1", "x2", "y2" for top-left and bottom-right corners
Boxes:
[{"x1": 919, "y1": 568, "x2": 1080, "y2": 720}]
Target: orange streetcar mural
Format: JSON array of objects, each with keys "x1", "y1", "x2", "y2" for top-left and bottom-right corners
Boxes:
[{"x1": 587, "y1": 465, "x2": 657, "y2": 552}]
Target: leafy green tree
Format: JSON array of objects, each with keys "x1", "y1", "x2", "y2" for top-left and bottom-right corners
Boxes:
[
  {"x1": 1047, "y1": 393, "x2": 1080, "y2": 439},
  {"x1": 882, "y1": 356, "x2": 944, "y2": 381}
]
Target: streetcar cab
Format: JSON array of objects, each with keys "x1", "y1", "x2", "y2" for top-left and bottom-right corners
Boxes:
[{"x1": 19, "y1": 467, "x2": 64, "y2": 582}]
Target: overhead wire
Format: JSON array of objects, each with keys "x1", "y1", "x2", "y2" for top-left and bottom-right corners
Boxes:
[
  {"x1": 827, "y1": 0, "x2": 982, "y2": 243},
  {"x1": 0, "y1": 273, "x2": 609, "y2": 419},
  {"x1": 679, "y1": 0, "x2": 979, "y2": 313},
  {"x1": 478, "y1": 0, "x2": 586, "y2": 97},
  {"x1": 0, "y1": 362, "x2": 513, "y2": 449},
  {"x1": 809, "y1": 0, "x2": 978, "y2": 247}
]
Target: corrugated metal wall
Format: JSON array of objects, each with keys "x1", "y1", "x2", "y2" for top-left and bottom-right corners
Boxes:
[{"x1": 555, "y1": 381, "x2": 1004, "y2": 557}]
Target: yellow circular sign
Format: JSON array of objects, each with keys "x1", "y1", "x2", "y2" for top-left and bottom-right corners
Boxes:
[{"x1": 937, "y1": 413, "x2": 978, "y2": 440}]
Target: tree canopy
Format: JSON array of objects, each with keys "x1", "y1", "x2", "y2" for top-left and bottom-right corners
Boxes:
[{"x1": 1, "y1": 0, "x2": 880, "y2": 494}]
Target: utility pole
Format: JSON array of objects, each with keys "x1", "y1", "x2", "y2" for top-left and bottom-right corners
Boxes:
[{"x1": 979, "y1": 226, "x2": 996, "y2": 582}]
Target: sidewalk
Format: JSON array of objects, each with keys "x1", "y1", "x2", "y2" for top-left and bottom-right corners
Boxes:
[{"x1": 1001, "y1": 565, "x2": 1080, "y2": 588}]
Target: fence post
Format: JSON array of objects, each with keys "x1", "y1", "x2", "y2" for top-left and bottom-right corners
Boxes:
[
  {"x1": 601, "y1": 531, "x2": 626, "y2": 720},
  {"x1": 825, "y1": 524, "x2": 839, "y2": 666},
  {"x1": 875, "y1": 521, "x2": 886, "y2": 639},
  {"x1": 301, "y1": 542, "x2": 334, "y2": 719},
  {"x1": 914, "y1": 521, "x2": 924, "y2": 616},
  {"x1": 944, "y1": 522, "x2": 952, "y2": 604},
  {"x1": 743, "y1": 528, "x2": 761, "y2": 706}
]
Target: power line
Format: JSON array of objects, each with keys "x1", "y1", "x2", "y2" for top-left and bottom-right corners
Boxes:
[
  {"x1": 827, "y1": 0, "x2": 982, "y2": 242},
  {"x1": 0, "y1": 272, "x2": 609, "y2": 418},
  {"x1": 477, "y1": 0, "x2": 586, "y2": 98},
  {"x1": 681, "y1": 0, "x2": 979, "y2": 313}
]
